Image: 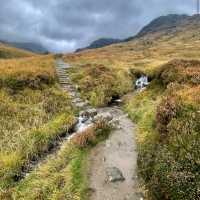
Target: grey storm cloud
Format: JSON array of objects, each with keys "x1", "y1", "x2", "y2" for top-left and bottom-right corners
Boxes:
[{"x1": 0, "y1": 0, "x2": 195, "y2": 52}]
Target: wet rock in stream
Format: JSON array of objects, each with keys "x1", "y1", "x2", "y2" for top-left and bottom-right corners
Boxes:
[{"x1": 80, "y1": 108, "x2": 98, "y2": 118}]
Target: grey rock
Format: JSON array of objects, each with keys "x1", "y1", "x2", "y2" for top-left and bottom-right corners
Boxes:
[
  {"x1": 75, "y1": 102, "x2": 88, "y2": 109},
  {"x1": 72, "y1": 98, "x2": 82, "y2": 104},
  {"x1": 135, "y1": 192, "x2": 144, "y2": 200},
  {"x1": 105, "y1": 167, "x2": 125, "y2": 183},
  {"x1": 80, "y1": 108, "x2": 97, "y2": 118},
  {"x1": 86, "y1": 187, "x2": 96, "y2": 196},
  {"x1": 108, "y1": 118, "x2": 120, "y2": 128},
  {"x1": 93, "y1": 112, "x2": 113, "y2": 123}
]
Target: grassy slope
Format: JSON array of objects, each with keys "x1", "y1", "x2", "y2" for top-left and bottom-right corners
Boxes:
[
  {"x1": 0, "y1": 43, "x2": 35, "y2": 59},
  {"x1": 62, "y1": 17, "x2": 200, "y2": 107},
  {"x1": 68, "y1": 64, "x2": 132, "y2": 107},
  {"x1": 0, "y1": 55, "x2": 56, "y2": 89},
  {"x1": 64, "y1": 20, "x2": 200, "y2": 74},
  {"x1": 0, "y1": 55, "x2": 76, "y2": 196},
  {"x1": 62, "y1": 17, "x2": 200, "y2": 199},
  {"x1": 125, "y1": 60, "x2": 200, "y2": 199},
  {"x1": 7, "y1": 118, "x2": 111, "y2": 200},
  {"x1": 0, "y1": 52, "x2": 112, "y2": 200},
  {"x1": 5, "y1": 144, "x2": 88, "y2": 200}
]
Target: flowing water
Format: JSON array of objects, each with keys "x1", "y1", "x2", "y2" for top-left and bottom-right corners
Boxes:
[{"x1": 135, "y1": 75, "x2": 149, "y2": 90}]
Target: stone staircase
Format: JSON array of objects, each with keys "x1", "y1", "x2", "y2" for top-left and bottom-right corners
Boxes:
[{"x1": 55, "y1": 59, "x2": 90, "y2": 110}]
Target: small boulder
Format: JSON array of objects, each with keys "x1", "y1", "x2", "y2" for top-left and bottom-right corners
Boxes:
[
  {"x1": 80, "y1": 108, "x2": 98, "y2": 118},
  {"x1": 75, "y1": 101, "x2": 88, "y2": 109},
  {"x1": 108, "y1": 118, "x2": 120, "y2": 128},
  {"x1": 105, "y1": 167, "x2": 125, "y2": 183},
  {"x1": 93, "y1": 112, "x2": 113, "y2": 123}
]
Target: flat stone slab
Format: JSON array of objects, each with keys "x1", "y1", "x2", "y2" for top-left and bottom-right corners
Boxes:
[
  {"x1": 75, "y1": 101, "x2": 88, "y2": 109},
  {"x1": 105, "y1": 167, "x2": 125, "y2": 183}
]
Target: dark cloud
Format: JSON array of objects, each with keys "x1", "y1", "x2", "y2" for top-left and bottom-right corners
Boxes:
[{"x1": 0, "y1": 0, "x2": 195, "y2": 52}]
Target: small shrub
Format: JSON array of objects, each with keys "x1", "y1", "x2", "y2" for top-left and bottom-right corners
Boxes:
[
  {"x1": 72, "y1": 126, "x2": 96, "y2": 148},
  {"x1": 72, "y1": 120, "x2": 111, "y2": 148},
  {"x1": 156, "y1": 95, "x2": 182, "y2": 140},
  {"x1": 156, "y1": 59, "x2": 200, "y2": 86}
]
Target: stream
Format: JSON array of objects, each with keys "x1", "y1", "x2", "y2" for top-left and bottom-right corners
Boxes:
[{"x1": 135, "y1": 75, "x2": 149, "y2": 90}]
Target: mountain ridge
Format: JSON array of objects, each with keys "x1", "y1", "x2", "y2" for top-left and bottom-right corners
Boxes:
[
  {"x1": 76, "y1": 14, "x2": 199, "y2": 52},
  {"x1": 0, "y1": 40, "x2": 48, "y2": 54},
  {"x1": 76, "y1": 38, "x2": 122, "y2": 52}
]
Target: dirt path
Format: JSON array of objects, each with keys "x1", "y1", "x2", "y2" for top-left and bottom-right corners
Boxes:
[
  {"x1": 88, "y1": 106, "x2": 142, "y2": 200},
  {"x1": 56, "y1": 59, "x2": 142, "y2": 200}
]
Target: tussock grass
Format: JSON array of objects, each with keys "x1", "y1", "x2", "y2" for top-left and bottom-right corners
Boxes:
[
  {"x1": 0, "y1": 87, "x2": 76, "y2": 190},
  {"x1": 1, "y1": 119, "x2": 112, "y2": 200},
  {"x1": 6, "y1": 144, "x2": 88, "y2": 200},
  {"x1": 0, "y1": 55, "x2": 56, "y2": 90},
  {"x1": 72, "y1": 120, "x2": 111, "y2": 148}
]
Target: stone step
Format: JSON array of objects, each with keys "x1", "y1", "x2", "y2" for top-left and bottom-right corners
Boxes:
[
  {"x1": 57, "y1": 73, "x2": 68, "y2": 76},
  {"x1": 59, "y1": 80, "x2": 70, "y2": 83},
  {"x1": 61, "y1": 83, "x2": 70, "y2": 86},
  {"x1": 75, "y1": 102, "x2": 89, "y2": 109},
  {"x1": 56, "y1": 70, "x2": 67, "y2": 72},
  {"x1": 56, "y1": 67, "x2": 66, "y2": 69},
  {"x1": 59, "y1": 79, "x2": 70, "y2": 81},
  {"x1": 59, "y1": 81, "x2": 70, "y2": 83},
  {"x1": 72, "y1": 98, "x2": 83, "y2": 104},
  {"x1": 56, "y1": 71, "x2": 67, "y2": 73},
  {"x1": 59, "y1": 78, "x2": 70, "y2": 80},
  {"x1": 57, "y1": 72, "x2": 66, "y2": 74},
  {"x1": 62, "y1": 86, "x2": 75, "y2": 90},
  {"x1": 56, "y1": 70, "x2": 68, "y2": 73},
  {"x1": 63, "y1": 88, "x2": 76, "y2": 93},
  {"x1": 57, "y1": 74, "x2": 67, "y2": 77}
]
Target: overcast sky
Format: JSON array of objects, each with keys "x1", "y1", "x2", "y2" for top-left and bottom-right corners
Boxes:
[{"x1": 0, "y1": 0, "x2": 196, "y2": 52}]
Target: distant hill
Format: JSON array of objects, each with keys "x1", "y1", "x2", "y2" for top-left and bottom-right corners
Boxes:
[
  {"x1": 76, "y1": 38, "x2": 122, "y2": 52},
  {"x1": 65, "y1": 14, "x2": 200, "y2": 72},
  {"x1": 125, "y1": 14, "x2": 190, "y2": 41},
  {"x1": 0, "y1": 42, "x2": 35, "y2": 59},
  {"x1": 6, "y1": 42, "x2": 48, "y2": 54},
  {"x1": 75, "y1": 14, "x2": 193, "y2": 52}
]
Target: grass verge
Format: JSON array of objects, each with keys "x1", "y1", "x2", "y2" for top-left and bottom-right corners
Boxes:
[
  {"x1": 1, "y1": 120, "x2": 112, "y2": 200},
  {"x1": 0, "y1": 55, "x2": 76, "y2": 194},
  {"x1": 0, "y1": 113, "x2": 76, "y2": 191}
]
